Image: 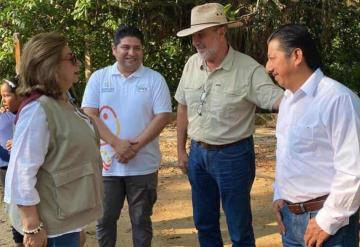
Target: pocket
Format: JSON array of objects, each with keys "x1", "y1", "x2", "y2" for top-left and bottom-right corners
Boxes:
[
  {"x1": 210, "y1": 86, "x2": 250, "y2": 120},
  {"x1": 289, "y1": 124, "x2": 315, "y2": 157},
  {"x1": 52, "y1": 162, "x2": 99, "y2": 219},
  {"x1": 184, "y1": 86, "x2": 203, "y2": 114}
]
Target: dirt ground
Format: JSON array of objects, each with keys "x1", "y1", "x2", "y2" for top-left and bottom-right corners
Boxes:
[{"x1": 0, "y1": 123, "x2": 281, "y2": 246}]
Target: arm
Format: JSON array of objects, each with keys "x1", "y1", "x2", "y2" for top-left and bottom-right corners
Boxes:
[
  {"x1": 82, "y1": 107, "x2": 135, "y2": 163},
  {"x1": 6, "y1": 139, "x2": 12, "y2": 151},
  {"x1": 272, "y1": 180, "x2": 285, "y2": 234},
  {"x1": 248, "y1": 66, "x2": 284, "y2": 112},
  {"x1": 271, "y1": 96, "x2": 283, "y2": 112},
  {"x1": 4, "y1": 102, "x2": 49, "y2": 246},
  {"x1": 19, "y1": 205, "x2": 47, "y2": 247},
  {"x1": 304, "y1": 94, "x2": 360, "y2": 246},
  {"x1": 176, "y1": 103, "x2": 189, "y2": 174},
  {"x1": 272, "y1": 199, "x2": 286, "y2": 235},
  {"x1": 130, "y1": 112, "x2": 171, "y2": 152},
  {"x1": 130, "y1": 72, "x2": 172, "y2": 153}
]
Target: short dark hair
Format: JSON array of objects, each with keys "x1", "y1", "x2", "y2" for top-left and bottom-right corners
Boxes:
[
  {"x1": 113, "y1": 25, "x2": 144, "y2": 46},
  {"x1": 267, "y1": 24, "x2": 321, "y2": 71}
]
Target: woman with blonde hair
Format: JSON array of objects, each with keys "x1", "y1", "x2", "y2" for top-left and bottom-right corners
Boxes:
[{"x1": 4, "y1": 32, "x2": 103, "y2": 247}]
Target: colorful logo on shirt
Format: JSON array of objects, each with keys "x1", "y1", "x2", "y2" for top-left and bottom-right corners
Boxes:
[{"x1": 99, "y1": 105, "x2": 121, "y2": 170}]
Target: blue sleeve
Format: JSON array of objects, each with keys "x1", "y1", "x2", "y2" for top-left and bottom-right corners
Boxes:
[{"x1": 0, "y1": 145, "x2": 10, "y2": 162}]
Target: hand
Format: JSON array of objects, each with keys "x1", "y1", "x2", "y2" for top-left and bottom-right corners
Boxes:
[
  {"x1": 272, "y1": 199, "x2": 286, "y2": 234},
  {"x1": 129, "y1": 139, "x2": 141, "y2": 153},
  {"x1": 6, "y1": 139, "x2": 13, "y2": 151},
  {"x1": 23, "y1": 228, "x2": 47, "y2": 247},
  {"x1": 177, "y1": 151, "x2": 188, "y2": 174},
  {"x1": 304, "y1": 218, "x2": 330, "y2": 247},
  {"x1": 112, "y1": 138, "x2": 137, "y2": 164}
]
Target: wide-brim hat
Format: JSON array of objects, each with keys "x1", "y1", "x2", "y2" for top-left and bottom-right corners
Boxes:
[{"x1": 177, "y1": 3, "x2": 237, "y2": 37}]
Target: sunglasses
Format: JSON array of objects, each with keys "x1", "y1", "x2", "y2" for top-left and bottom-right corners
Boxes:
[{"x1": 61, "y1": 53, "x2": 78, "y2": 66}]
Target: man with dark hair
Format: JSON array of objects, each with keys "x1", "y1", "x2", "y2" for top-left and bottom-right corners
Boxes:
[
  {"x1": 175, "y1": 3, "x2": 283, "y2": 246},
  {"x1": 82, "y1": 25, "x2": 172, "y2": 247},
  {"x1": 267, "y1": 24, "x2": 360, "y2": 247}
]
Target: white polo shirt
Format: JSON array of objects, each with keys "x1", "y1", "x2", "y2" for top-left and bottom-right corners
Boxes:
[{"x1": 82, "y1": 63, "x2": 172, "y2": 176}]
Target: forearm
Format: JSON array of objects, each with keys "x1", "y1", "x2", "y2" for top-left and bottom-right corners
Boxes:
[
  {"x1": 83, "y1": 108, "x2": 120, "y2": 147},
  {"x1": 176, "y1": 104, "x2": 188, "y2": 155},
  {"x1": 316, "y1": 172, "x2": 360, "y2": 234},
  {"x1": 18, "y1": 205, "x2": 47, "y2": 246},
  {"x1": 272, "y1": 95, "x2": 282, "y2": 112},
  {"x1": 18, "y1": 205, "x2": 41, "y2": 230},
  {"x1": 134, "y1": 112, "x2": 172, "y2": 149}
]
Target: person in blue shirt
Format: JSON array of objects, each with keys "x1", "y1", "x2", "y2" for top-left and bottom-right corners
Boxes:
[{"x1": 0, "y1": 76, "x2": 23, "y2": 247}]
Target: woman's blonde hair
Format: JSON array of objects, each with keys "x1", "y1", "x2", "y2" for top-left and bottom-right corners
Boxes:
[{"x1": 17, "y1": 32, "x2": 67, "y2": 99}]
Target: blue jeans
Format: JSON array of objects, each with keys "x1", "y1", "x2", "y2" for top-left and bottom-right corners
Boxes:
[
  {"x1": 188, "y1": 137, "x2": 256, "y2": 247},
  {"x1": 47, "y1": 232, "x2": 80, "y2": 247},
  {"x1": 281, "y1": 204, "x2": 359, "y2": 247}
]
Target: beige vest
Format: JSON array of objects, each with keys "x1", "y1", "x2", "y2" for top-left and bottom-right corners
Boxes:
[{"x1": 11, "y1": 96, "x2": 103, "y2": 235}]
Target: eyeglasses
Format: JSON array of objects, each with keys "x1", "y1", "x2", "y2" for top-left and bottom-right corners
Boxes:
[
  {"x1": 197, "y1": 88, "x2": 207, "y2": 116},
  {"x1": 61, "y1": 53, "x2": 78, "y2": 66}
]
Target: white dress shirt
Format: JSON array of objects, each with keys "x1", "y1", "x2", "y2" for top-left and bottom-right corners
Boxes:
[{"x1": 274, "y1": 69, "x2": 360, "y2": 235}]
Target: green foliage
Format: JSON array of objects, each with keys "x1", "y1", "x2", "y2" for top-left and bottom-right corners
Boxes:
[
  {"x1": 225, "y1": 0, "x2": 360, "y2": 94},
  {"x1": 0, "y1": 0, "x2": 359, "y2": 101}
]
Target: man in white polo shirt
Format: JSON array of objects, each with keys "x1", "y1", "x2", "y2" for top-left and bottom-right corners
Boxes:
[{"x1": 82, "y1": 25, "x2": 172, "y2": 247}]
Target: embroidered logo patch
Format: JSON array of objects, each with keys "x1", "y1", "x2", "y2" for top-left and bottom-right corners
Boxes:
[{"x1": 101, "y1": 81, "x2": 115, "y2": 92}]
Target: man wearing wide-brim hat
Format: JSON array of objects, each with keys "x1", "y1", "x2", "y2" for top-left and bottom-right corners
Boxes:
[{"x1": 175, "y1": 3, "x2": 283, "y2": 246}]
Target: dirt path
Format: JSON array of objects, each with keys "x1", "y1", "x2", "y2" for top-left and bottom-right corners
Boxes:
[{"x1": 0, "y1": 125, "x2": 281, "y2": 246}]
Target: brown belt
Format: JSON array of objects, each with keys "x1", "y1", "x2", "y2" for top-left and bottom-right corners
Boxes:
[
  {"x1": 286, "y1": 195, "x2": 328, "y2": 215},
  {"x1": 196, "y1": 139, "x2": 244, "y2": 150}
]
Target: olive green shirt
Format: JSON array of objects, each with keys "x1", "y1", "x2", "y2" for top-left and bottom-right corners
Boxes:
[{"x1": 175, "y1": 46, "x2": 283, "y2": 145}]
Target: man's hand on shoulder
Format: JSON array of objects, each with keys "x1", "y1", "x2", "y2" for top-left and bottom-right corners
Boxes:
[
  {"x1": 272, "y1": 199, "x2": 286, "y2": 235},
  {"x1": 304, "y1": 218, "x2": 330, "y2": 247}
]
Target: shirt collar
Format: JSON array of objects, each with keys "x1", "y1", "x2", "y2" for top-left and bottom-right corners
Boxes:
[
  {"x1": 111, "y1": 62, "x2": 144, "y2": 78},
  {"x1": 284, "y1": 68, "x2": 324, "y2": 98},
  {"x1": 299, "y1": 68, "x2": 323, "y2": 97},
  {"x1": 219, "y1": 46, "x2": 235, "y2": 71},
  {"x1": 198, "y1": 45, "x2": 235, "y2": 72}
]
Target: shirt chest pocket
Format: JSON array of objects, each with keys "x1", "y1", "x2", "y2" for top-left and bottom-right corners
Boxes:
[
  {"x1": 289, "y1": 124, "x2": 315, "y2": 155},
  {"x1": 184, "y1": 86, "x2": 202, "y2": 110},
  {"x1": 210, "y1": 84, "x2": 247, "y2": 117}
]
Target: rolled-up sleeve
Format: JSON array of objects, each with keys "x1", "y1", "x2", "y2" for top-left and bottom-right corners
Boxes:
[
  {"x1": 248, "y1": 66, "x2": 283, "y2": 110},
  {"x1": 4, "y1": 101, "x2": 49, "y2": 205}
]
